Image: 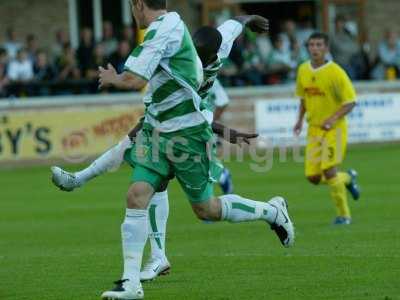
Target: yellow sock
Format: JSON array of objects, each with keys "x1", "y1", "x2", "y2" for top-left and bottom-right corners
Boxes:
[
  {"x1": 327, "y1": 176, "x2": 351, "y2": 218},
  {"x1": 337, "y1": 172, "x2": 351, "y2": 185}
]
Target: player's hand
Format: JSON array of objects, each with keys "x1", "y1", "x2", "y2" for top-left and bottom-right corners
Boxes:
[
  {"x1": 98, "y1": 63, "x2": 117, "y2": 89},
  {"x1": 247, "y1": 15, "x2": 269, "y2": 33},
  {"x1": 321, "y1": 118, "x2": 335, "y2": 131},
  {"x1": 293, "y1": 121, "x2": 303, "y2": 136},
  {"x1": 230, "y1": 131, "x2": 259, "y2": 145}
]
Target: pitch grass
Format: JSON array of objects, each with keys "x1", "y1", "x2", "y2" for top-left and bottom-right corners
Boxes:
[{"x1": 1, "y1": 143, "x2": 399, "y2": 300}]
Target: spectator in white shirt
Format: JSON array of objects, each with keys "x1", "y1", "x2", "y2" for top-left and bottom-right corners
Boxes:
[
  {"x1": 3, "y1": 27, "x2": 22, "y2": 59},
  {"x1": 372, "y1": 29, "x2": 400, "y2": 79},
  {"x1": 279, "y1": 20, "x2": 297, "y2": 55},
  {"x1": 7, "y1": 48, "x2": 34, "y2": 82},
  {"x1": 296, "y1": 18, "x2": 314, "y2": 48},
  {"x1": 266, "y1": 35, "x2": 297, "y2": 73}
]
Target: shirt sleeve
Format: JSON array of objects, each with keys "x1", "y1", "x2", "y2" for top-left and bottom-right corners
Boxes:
[
  {"x1": 337, "y1": 67, "x2": 357, "y2": 104},
  {"x1": 124, "y1": 19, "x2": 180, "y2": 81},
  {"x1": 217, "y1": 19, "x2": 244, "y2": 60}
]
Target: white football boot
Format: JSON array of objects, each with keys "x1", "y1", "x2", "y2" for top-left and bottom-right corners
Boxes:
[
  {"x1": 140, "y1": 257, "x2": 171, "y2": 282},
  {"x1": 101, "y1": 279, "x2": 144, "y2": 300},
  {"x1": 51, "y1": 166, "x2": 81, "y2": 192},
  {"x1": 268, "y1": 197, "x2": 295, "y2": 248}
]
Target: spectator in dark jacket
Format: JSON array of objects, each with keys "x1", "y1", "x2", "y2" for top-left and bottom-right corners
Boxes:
[
  {"x1": 57, "y1": 44, "x2": 80, "y2": 80},
  {"x1": 0, "y1": 47, "x2": 9, "y2": 97},
  {"x1": 109, "y1": 40, "x2": 131, "y2": 73},
  {"x1": 34, "y1": 51, "x2": 56, "y2": 81},
  {"x1": 86, "y1": 44, "x2": 107, "y2": 79},
  {"x1": 77, "y1": 28, "x2": 94, "y2": 75},
  {"x1": 26, "y1": 34, "x2": 39, "y2": 63}
]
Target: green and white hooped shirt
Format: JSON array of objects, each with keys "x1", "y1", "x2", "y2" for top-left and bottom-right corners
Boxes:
[
  {"x1": 124, "y1": 12, "x2": 204, "y2": 134},
  {"x1": 124, "y1": 15, "x2": 243, "y2": 132}
]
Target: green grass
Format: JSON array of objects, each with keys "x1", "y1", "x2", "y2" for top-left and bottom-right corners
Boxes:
[{"x1": 1, "y1": 144, "x2": 399, "y2": 300}]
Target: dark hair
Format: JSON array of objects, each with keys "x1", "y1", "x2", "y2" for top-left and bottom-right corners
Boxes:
[
  {"x1": 0, "y1": 47, "x2": 6, "y2": 56},
  {"x1": 308, "y1": 32, "x2": 329, "y2": 45},
  {"x1": 192, "y1": 26, "x2": 222, "y2": 66},
  {"x1": 143, "y1": 0, "x2": 167, "y2": 10}
]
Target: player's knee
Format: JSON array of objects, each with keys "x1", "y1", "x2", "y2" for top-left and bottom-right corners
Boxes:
[
  {"x1": 193, "y1": 206, "x2": 210, "y2": 221},
  {"x1": 323, "y1": 167, "x2": 337, "y2": 180},
  {"x1": 192, "y1": 198, "x2": 221, "y2": 221},
  {"x1": 126, "y1": 183, "x2": 153, "y2": 209},
  {"x1": 307, "y1": 175, "x2": 321, "y2": 185}
]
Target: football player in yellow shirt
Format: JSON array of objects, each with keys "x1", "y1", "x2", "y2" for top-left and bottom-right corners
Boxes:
[{"x1": 294, "y1": 32, "x2": 361, "y2": 225}]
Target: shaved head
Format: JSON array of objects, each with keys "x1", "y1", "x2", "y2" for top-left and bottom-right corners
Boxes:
[{"x1": 193, "y1": 26, "x2": 222, "y2": 66}]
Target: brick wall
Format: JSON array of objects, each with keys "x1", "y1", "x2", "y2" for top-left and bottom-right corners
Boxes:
[
  {"x1": 0, "y1": 0, "x2": 69, "y2": 50},
  {"x1": 0, "y1": 0, "x2": 201, "y2": 53}
]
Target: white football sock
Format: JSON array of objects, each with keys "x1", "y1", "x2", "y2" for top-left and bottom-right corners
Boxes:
[
  {"x1": 75, "y1": 135, "x2": 131, "y2": 184},
  {"x1": 121, "y1": 209, "x2": 148, "y2": 287},
  {"x1": 219, "y1": 194, "x2": 277, "y2": 224},
  {"x1": 147, "y1": 191, "x2": 169, "y2": 261}
]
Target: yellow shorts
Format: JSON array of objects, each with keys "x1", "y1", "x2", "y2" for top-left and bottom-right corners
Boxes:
[{"x1": 305, "y1": 125, "x2": 348, "y2": 177}]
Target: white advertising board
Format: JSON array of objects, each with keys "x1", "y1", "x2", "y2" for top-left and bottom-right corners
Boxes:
[{"x1": 255, "y1": 94, "x2": 400, "y2": 147}]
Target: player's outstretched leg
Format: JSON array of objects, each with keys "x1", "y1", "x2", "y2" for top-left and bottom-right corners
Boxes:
[
  {"x1": 219, "y1": 168, "x2": 234, "y2": 194},
  {"x1": 193, "y1": 195, "x2": 295, "y2": 248},
  {"x1": 51, "y1": 136, "x2": 131, "y2": 192},
  {"x1": 140, "y1": 190, "x2": 171, "y2": 282}
]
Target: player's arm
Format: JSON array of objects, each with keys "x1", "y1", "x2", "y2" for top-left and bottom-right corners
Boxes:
[
  {"x1": 321, "y1": 102, "x2": 356, "y2": 131},
  {"x1": 212, "y1": 122, "x2": 258, "y2": 145},
  {"x1": 98, "y1": 63, "x2": 147, "y2": 90},
  {"x1": 321, "y1": 68, "x2": 357, "y2": 131},
  {"x1": 212, "y1": 80, "x2": 230, "y2": 122},
  {"x1": 294, "y1": 99, "x2": 306, "y2": 136},
  {"x1": 128, "y1": 116, "x2": 145, "y2": 141},
  {"x1": 217, "y1": 15, "x2": 268, "y2": 61},
  {"x1": 213, "y1": 106, "x2": 227, "y2": 122},
  {"x1": 234, "y1": 15, "x2": 269, "y2": 33},
  {"x1": 99, "y1": 19, "x2": 173, "y2": 91}
]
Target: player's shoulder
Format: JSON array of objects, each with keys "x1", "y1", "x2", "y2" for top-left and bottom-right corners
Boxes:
[
  {"x1": 147, "y1": 12, "x2": 183, "y2": 33},
  {"x1": 297, "y1": 61, "x2": 311, "y2": 74},
  {"x1": 160, "y1": 11, "x2": 181, "y2": 23},
  {"x1": 328, "y1": 61, "x2": 347, "y2": 74},
  {"x1": 326, "y1": 61, "x2": 353, "y2": 82}
]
